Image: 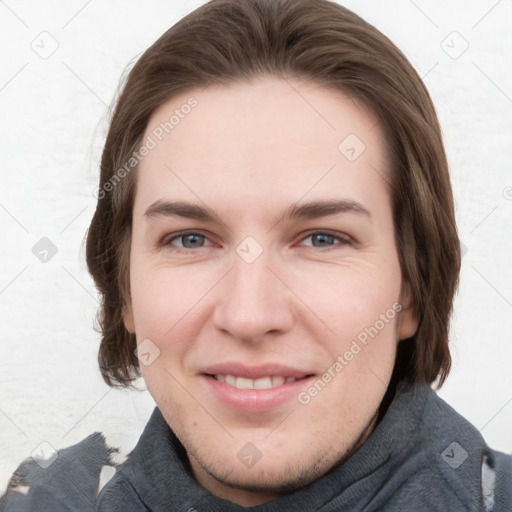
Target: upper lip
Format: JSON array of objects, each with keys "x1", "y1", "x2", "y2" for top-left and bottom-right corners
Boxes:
[{"x1": 201, "y1": 362, "x2": 314, "y2": 380}]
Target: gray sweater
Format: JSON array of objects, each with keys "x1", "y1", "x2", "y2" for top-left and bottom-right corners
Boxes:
[{"x1": 2, "y1": 378, "x2": 511, "y2": 511}]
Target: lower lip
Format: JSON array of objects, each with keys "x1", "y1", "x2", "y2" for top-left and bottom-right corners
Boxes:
[{"x1": 201, "y1": 375, "x2": 315, "y2": 412}]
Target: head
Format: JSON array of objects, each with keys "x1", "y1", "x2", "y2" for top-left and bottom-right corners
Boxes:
[{"x1": 86, "y1": 0, "x2": 461, "y2": 505}]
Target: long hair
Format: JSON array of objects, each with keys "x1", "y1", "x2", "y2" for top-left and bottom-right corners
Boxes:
[{"x1": 86, "y1": 0, "x2": 460, "y2": 390}]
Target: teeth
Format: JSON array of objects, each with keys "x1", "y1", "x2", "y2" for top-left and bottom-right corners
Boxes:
[
  {"x1": 272, "y1": 376, "x2": 285, "y2": 387},
  {"x1": 236, "y1": 377, "x2": 253, "y2": 389},
  {"x1": 214, "y1": 374, "x2": 297, "y2": 389},
  {"x1": 254, "y1": 376, "x2": 272, "y2": 389}
]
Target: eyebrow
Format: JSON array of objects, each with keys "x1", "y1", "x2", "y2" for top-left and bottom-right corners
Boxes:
[{"x1": 143, "y1": 198, "x2": 371, "y2": 223}]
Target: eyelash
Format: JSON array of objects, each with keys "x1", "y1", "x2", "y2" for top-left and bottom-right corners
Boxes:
[{"x1": 161, "y1": 230, "x2": 353, "y2": 253}]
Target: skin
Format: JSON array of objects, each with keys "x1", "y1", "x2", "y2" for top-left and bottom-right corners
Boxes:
[{"x1": 123, "y1": 76, "x2": 418, "y2": 506}]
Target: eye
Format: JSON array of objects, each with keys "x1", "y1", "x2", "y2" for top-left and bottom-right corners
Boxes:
[
  {"x1": 162, "y1": 230, "x2": 352, "y2": 253},
  {"x1": 164, "y1": 231, "x2": 213, "y2": 251},
  {"x1": 298, "y1": 231, "x2": 352, "y2": 249}
]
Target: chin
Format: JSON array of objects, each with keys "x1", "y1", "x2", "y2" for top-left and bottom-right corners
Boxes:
[{"x1": 190, "y1": 441, "x2": 343, "y2": 496}]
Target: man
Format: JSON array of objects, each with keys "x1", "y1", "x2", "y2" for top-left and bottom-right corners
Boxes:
[{"x1": 2, "y1": 1, "x2": 511, "y2": 510}]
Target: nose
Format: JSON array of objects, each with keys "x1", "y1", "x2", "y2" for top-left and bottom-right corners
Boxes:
[{"x1": 211, "y1": 249, "x2": 294, "y2": 343}]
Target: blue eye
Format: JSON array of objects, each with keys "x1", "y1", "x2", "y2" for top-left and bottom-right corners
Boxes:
[
  {"x1": 168, "y1": 233, "x2": 209, "y2": 249},
  {"x1": 163, "y1": 230, "x2": 351, "y2": 253},
  {"x1": 300, "y1": 232, "x2": 351, "y2": 248}
]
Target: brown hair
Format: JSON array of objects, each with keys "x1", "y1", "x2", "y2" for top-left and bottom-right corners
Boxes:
[{"x1": 86, "y1": 0, "x2": 461, "y2": 390}]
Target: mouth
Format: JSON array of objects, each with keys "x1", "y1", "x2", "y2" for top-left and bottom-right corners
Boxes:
[
  {"x1": 207, "y1": 374, "x2": 307, "y2": 389},
  {"x1": 199, "y1": 363, "x2": 316, "y2": 412}
]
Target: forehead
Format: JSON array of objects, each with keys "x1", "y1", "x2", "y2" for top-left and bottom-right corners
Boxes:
[{"x1": 135, "y1": 77, "x2": 389, "y2": 214}]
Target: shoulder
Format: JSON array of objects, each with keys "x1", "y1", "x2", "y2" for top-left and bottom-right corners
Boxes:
[
  {"x1": 481, "y1": 447, "x2": 512, "y2": 512},
  {"x1": 0, "y1": 432, "x2": 120, "y2": 512},
  {"x1": 423, "y1": 386, "x2": 512, "y2": 511},
  {"x1": 382, "y1": 381, "x2": 512, "y2": 510}
]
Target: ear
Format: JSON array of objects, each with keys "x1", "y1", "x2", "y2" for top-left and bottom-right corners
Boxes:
[
  {"x1": 123, "y1": 303, "x2": 135, "y2": 334},
  {"x1": 397, "y1": 281, "x2": 418, "y2": 341}
]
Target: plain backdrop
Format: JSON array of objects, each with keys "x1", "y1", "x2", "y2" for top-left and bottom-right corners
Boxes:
[{"x1": 1, "y1": 0, "x2": 511, "y2": 491}]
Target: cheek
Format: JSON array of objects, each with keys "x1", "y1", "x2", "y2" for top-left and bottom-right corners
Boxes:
[
  {"x1": 310, "y1": 266, "x2": 402, "y2": 381},
  {"x1": 130, "y1": 266, "x2": 211, "y2": 360},
  {"x1": 130, "y1": 259, "x2": 186, "y2": 325},
  {"x1": 297, "y1": 260, "x2": 401, "y2": 332},
  {"x1": 131, "y1": 277, "x2": 168, "y2": 335}
]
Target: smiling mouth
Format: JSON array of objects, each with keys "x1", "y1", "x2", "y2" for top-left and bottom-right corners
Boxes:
[{"x1": 206, "y1": 374, "x2": 314, "y2": 390}]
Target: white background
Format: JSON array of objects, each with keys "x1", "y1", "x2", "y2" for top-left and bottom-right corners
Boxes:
[{"x1": 1, "y1": 0, "x2": 511, "y2": 491}]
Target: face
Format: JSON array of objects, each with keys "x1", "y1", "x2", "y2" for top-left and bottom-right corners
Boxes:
[{"x1": 124, "y1": 76, "x2": 418, "y2": 506}]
